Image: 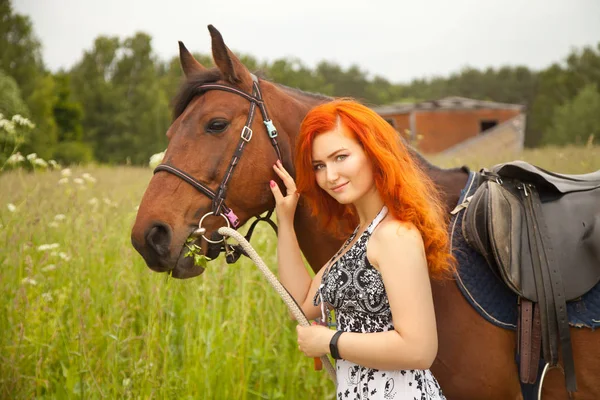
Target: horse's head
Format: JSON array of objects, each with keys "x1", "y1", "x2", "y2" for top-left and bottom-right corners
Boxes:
[{"x1": 131, "y1": 26, "x2": 298, "y2": 278}]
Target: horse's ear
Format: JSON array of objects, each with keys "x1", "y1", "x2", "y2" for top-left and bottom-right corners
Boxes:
[
  {"x1": 208, "y1": 25, "x2": 253, "y2": 90},
  {"x1": 179, "y1": 41, "x2": 207, "y2": 77}
]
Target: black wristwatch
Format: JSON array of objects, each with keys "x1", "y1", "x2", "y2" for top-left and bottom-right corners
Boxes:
[{"x1": 329, "y1": 331, "x2": 344, "y2": 360}]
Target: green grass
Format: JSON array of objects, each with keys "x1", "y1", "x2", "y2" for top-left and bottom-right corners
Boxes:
[{"x1": 1, "y1": 145, "x2": 598, "y2": 399}]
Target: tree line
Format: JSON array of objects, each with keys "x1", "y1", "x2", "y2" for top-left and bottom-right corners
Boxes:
[{"x1": 1, "y1": 0, "x2": 599, "y2": 165}]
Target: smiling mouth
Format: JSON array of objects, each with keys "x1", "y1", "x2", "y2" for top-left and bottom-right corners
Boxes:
[{"x1": 331, "y1": 182, "x2": 349, "y2": 192}]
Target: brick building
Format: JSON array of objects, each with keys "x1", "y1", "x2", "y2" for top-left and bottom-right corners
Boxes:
[{"x1": 372, "y1": 96, "x2": 526, "y2": 154}]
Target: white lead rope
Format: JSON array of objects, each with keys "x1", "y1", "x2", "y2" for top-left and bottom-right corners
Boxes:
[{"x1": 218, "y1": 226, "x2": 337, "y2": 385}]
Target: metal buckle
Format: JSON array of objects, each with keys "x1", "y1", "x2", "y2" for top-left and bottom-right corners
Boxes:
[{"x1": 241, "y1": 126, "x2": 253, "y2": 142}]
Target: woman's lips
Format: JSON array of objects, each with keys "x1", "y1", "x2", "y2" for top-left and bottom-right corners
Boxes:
[{"x1": 331, "y1": 182, "x2": 349, "y2": 192}]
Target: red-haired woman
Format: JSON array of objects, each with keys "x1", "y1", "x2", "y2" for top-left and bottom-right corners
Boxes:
[{"x1": 269, "y1": 99, "x2": 453, "y2": 399}]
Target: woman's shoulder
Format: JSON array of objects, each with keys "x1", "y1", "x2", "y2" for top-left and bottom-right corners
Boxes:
[{"x1": 372, "y1": 217, "x2": 423, "y2": 247}]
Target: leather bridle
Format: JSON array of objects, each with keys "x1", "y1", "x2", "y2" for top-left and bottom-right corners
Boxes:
[{"x1": 153, "y1": 74, "x2": 280, "y2": 263}]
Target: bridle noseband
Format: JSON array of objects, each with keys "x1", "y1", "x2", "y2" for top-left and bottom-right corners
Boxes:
[{"x1": 153, "y1": 75, "x2": 280, "y2": 263}]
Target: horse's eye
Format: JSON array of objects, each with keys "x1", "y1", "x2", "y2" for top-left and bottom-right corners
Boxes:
[{"x1": 206, "y1": 119, "x2": 229, "y2": 134}]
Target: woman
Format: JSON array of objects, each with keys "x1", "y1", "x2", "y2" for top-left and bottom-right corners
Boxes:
[{"x1": 269, "y1": 99, "x2": 454, "y2": 399}]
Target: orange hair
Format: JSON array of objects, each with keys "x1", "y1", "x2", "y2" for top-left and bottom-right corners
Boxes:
[{"x1": 295, "y1": 99, "x2": 455, "y2": 279}]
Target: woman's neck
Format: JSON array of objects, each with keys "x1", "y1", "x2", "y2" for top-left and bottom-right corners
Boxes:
[{"x1": 353, "y1": 186, "x2": 386, "y2": 230}]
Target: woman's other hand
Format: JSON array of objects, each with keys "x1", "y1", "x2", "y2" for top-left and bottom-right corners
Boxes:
[
  {"x1": 296, "y1": 324, "x2": 336, "y2": 358},
  {"x1": 270, "y1": 159, "x2": 300, "y2": 226}
]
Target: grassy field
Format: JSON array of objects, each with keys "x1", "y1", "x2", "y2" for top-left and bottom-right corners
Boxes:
[{"x1": 1, "y1": 145, "x2": 599, "y2": 399}]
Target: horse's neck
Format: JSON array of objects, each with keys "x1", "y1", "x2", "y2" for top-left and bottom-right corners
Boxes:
[{"x1": 265, "y1": 84, "x2": 340, "y2": 271}]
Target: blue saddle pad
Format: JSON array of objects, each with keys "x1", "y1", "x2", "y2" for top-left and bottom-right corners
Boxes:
[{"x1": 451, "y1": 172, "x2": 600, "y2": 330}]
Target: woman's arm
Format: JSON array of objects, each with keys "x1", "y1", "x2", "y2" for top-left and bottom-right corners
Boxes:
[
  {"x1": 270, "y1": 160, "x2": 324, "y2": 320},
  {"x1": 297, "y1": 220, "x2": 439, "y2": 370}
]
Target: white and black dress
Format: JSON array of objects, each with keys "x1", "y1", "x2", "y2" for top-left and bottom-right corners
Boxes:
[{"x1": 314, "y1": 206, "x2": 445, "y2": 400}]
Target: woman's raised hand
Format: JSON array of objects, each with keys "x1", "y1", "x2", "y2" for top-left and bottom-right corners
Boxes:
[{"x1": 269, "y1": 160, "x2": 300, "y2": 226}]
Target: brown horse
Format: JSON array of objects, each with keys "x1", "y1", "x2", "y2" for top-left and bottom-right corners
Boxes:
[{"x1": 131, "y1": 26, "x2": 599, "y2": 399}]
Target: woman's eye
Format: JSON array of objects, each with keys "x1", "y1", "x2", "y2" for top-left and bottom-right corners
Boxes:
[
  {"x1": 206, "y1": 119, "x2": 229, "y2": 134},
  {"x1": 313, "y1": 164, "x2": 324, "y2": 171},
  {"x1": 336, "y1": 154, "x2": 348, "y2": 161}
]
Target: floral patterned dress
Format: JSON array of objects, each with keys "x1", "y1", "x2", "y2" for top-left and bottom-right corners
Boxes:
[{"x1": 314, "y1": 206, "x2": 445, "y2": 400}]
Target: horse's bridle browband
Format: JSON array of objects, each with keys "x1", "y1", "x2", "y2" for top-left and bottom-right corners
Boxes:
[{"x1": 153, "y1": 74, "x2": 281, "y2": 262}]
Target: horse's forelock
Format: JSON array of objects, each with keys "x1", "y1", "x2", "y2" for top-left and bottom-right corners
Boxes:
[{"x1": 172, "y1": 68, "x2": 223, "y2": 120}]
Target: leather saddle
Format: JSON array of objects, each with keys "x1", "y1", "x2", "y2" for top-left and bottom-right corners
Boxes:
[{"x1": 462, "y1": 160, "x2": 600, "y2": 393}]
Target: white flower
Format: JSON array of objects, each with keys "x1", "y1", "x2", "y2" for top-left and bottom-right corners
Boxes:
[
  {"x1": 82, "y1": 173, "x2": 97, "y2": 183},
  {"x1": 58, "y1": 177, "x2": 69, "y2": 185},
  {"x1": 41, "y1": 292, "x2": 54, "y2": 301},
  {"x1": 33, "y1": 158, "x2": 48, "y2": 168},
  {"x1": 54, "y1": 214, "x2": 66, "y2": 221},
  {"x1": 0, "y1": 119, "x2": 15, "y2": 135},
  {"x1": 73, "y1": 178, "x2": 84, "y2": 185},
  {"x1": 48, "y1": 221, "x2": 59, "y2": 228},
  {"x1": 48, "y1": 160, "x2": 59, "y2": 169},
  {"x1": 37, "y1": 243, "x2": 60, "y2": 251},
  {"x1": 149, "y1": 151, "x2": 166, "y2": 169},
  {"x1": 61, "y1": 168, "x2": 72, "y2": 177},
  {"x1": 21, "y1": 277, "x2": 38, "y2": 286},
  {"x1": 12, "y1": 114, "x2": 35, "y2": 129},
  {"x1": 42, "y1": 264, "x2": 56, "y2": 272},
  {"x1": 89, "y1": 198, "x2": 99, "y2": 206},
  {"x1": 58, "y1": 252, "x2": 71, "y2": 261},
  {"x1": 7, "y1": 152, "x2": 25, "y2": 164},
  {"x1": 7, "y1": 203, "x2": 16, "y2": 212},
  {"x1": 26, "y1": 153, "x2": 38, "y2": 161}
]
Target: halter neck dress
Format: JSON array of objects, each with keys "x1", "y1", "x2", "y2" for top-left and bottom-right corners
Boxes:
[{"x1": 314, "y1": 206, "x2": 446, "y2": 400}]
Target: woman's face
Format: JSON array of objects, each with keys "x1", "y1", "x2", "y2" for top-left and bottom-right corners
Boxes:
[{"x1": 311, "y1": 123, "x2": 376, "y2": 205}]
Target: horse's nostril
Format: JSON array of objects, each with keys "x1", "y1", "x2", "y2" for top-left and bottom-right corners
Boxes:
[{"x1": 146, "y1": 223, "x2": 172, "y2": 258}]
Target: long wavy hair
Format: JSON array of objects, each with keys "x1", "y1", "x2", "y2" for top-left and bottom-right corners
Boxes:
[{"x1": 295, "y1": 99, "x2": 455, "y2": 278}]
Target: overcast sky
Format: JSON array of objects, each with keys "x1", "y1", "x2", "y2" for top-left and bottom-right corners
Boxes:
[{"x1": 12, "y1": 0, "x2": 600, "y2": 83}]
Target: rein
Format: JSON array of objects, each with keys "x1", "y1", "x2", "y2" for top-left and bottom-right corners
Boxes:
[
  {"x1": 218, "y1": 226, "x2": 337, "y2": 385},
  {"x1": 153, "y1": 74, "x2": 281, "y2": 263}
]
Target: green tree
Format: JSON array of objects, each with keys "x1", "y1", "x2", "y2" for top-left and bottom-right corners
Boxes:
[
  {"x1": 0, "y1": 0, "x2": 57, "y2": 158},
  {"x1": 53, "y1": 72, "x2": 83, "y2": 142},
  {"x1": 543, "y1": 84, "x2": 600, "y2": 145}
]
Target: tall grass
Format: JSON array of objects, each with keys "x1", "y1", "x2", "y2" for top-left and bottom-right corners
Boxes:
[{"x1": 1, "y1": 146, "x2": 598, "y2": 399}]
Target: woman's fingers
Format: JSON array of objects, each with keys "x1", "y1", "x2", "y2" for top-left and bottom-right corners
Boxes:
[
  {"x1": 269, "y1": 180, "x2": 284, "y2": 203},
  {"x1": 273, "y1": 160, "x2": 297, "y2": 196}
]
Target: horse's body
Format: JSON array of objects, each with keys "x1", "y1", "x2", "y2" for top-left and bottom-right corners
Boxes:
[{"x1": 131, "y1": 26, "x2": 599, "y2": 399}]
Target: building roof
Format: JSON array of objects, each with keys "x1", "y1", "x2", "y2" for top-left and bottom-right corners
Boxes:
[{"x1": 372, "y1": 96, "x2": 525, "y2": 116}]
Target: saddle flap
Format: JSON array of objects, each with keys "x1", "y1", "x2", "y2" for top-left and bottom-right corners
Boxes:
[{"x1": 486, "y1": 181, "x2": 531, "y2": 298}]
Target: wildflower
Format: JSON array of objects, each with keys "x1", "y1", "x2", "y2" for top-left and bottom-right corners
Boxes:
[
  {"x1": 21, "y1": 277, "x2": 38, "y2": 286},
  {"x1": 149, "y1": 151, "x2": 165, "y2": 169},
  {"x1": 37, "y1": 243, "x2": 60, "y2": 251},
  {"x1": 58, "y1": 177, "x2": 69, "y2": 185},
  {"x1": 12, "y1": 114, "x2": 35, "y2": 129},
  {"x1": 81, "y1": 173, "x2": 97, "y2": 183},
  {"x1": 58, "y1": 252, "x2": 71, "y2": 261},
  {"x1": 73, "y1": 178, "x2": 84, "y2": 185},
  {"x1": 33, "y1": 158, "x2": 48, "y2": 168},
  {"x1": 7, "y1": 203, "x2": 16, "y2": 212},
  {"x1": 42, "y1": 264, "x2": 56, "y2": 272},
  {"x1": 26, "y1": 153, "x2": 37, "y2": 161},
  {"x1": 48, "y1": 221, "x2": 59, "y2": 228},
  {"x1": 89, "y1": 198, "x2": 99, "y2": 206},
  {"x1": 61, "y1": 168, "x2": 72, "y2": 177},
  {"x1": 48, "y1": 160, "x2": 59, "y2": 169},
  {"x1": 54, "y1": 214, "x2": 66, "y2": 221},
  {"x1": 41, "y1": 292, "x2": 54, "y2": 301},
  {"x1": 7, "y1": 152, "x2": 25, "y2": 164},
  {"x1": 0, "y1": 119, "x2": 15, "y2": 135}
]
